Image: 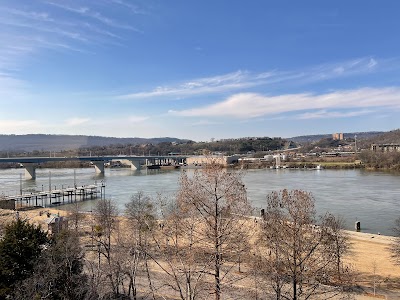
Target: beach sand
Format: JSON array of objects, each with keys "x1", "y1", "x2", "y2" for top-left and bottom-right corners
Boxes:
[{"x1": 1, "y1": 208, "x2": 400, "y2": 299}]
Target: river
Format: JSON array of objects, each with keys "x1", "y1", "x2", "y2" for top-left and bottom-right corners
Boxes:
[{"x1": 0, "y1": 167, "x2": 399, "y2": 236}]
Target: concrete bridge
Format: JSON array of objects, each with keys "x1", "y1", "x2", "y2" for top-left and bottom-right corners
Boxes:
[{"x1": 0, "y1": 155, "x2": 187, "y2": 179}]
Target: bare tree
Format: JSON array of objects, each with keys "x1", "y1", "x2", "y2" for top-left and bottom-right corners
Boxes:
[
  {"x1": 124, "y1": 191, "x2": 157, "y2": 300},
  {"x1": 321, "y1": 214, "x2": 350, "y2": 281},
  {"x1": 258, "y1": 189, "x2": 353, "y2": 300},
  {"x1": 125, "y1": 191, "x2": 156, "y2": 244},
  {"x1": 390, "y1": 217, "x2": 400, "y2": 264},
  {"x1": 371, "y1": 260, "x2": 378, "y2": 296},
  {"x1": 123, "y1": 191, "x2": 211, "y2": 300},
  {"x1": 177, "y1": 162, "x2": 253, "y2": 300},
  {"x1": 149, "y1": 196, "x2": 210, "y2": 300},
  {"x1": 68, "y1": 200, "x2": 85, "y2": 232},
  {"x1": 90, "y1": 198, "x2": 127, "y2": 298}
]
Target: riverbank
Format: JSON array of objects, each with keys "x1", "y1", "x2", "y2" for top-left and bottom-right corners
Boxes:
[
  {"x1": 236, "y1": 161, "x2": 400, "y2": 176},
  {"x1": 1, "y1": 207, "x2": 399, "y2": 298},
  {"x1": 235, "y1": 161, "x2": 364, "y2": 170},
  {"x1": 344, "y1": 231, "x2": 400, "y2": 299}
]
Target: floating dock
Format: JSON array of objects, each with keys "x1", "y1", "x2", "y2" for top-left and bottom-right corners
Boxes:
[{"x1": 0, "y1": 183, "x2": 106, "y2": 210}]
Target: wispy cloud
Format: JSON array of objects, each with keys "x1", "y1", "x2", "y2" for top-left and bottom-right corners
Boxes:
[
  {"x1": 118, "y1": 57, "x2": 383, "y2": 99},
  {"x1": 106, "y1": 0, "x2": 146, "y2": 14},
  {"x1": 0, "y1": 120, "x2": 42, "y2": 134},
  {"x1": 168, "y1": 87, "x2": 400, "y2": 119},
  {"x1": 5, "y1": 115, "x2": 153, "y2": 136},
  {"x1": 0, "y1": 72, "x2": 31, "y2": 101},
  {"x1": 306, "y1": 57, "x2": 378, "y2": 81},
  {"x1": 1, "y1": 7, "x2": 54, "y2": 22},
  {"x1": 0, "y1": 11, "x2": 123, "y2": 46},
  {"x1": 296, "y1": 109, "x2": 374, "y2": 120},
  {"x1": 191, "y1": 120, "x2": 222, "y2": 126},
  {"x1": 65, "y1": 118, "x2": 91, "y2": 126},
  {"x1": 118, "y1": 70, "x2": 258, "y2": 99},
  {"x1": 0, "y1": 0, "x2": 145, "y2": 100},
  {"x1": 128, "y1": 116, "x2": 149, "y2": 123},
  {"x1": 0, "y1": 18, "x2": 89, "y2": 43},
  {"x1": 0, "y1": 1, "x2": 141, "y2": 56},
  {"x1": 46, "y1": 2, "x2": 141, "y2": 32},
  {"x1": 81, "y1": 22, "x2": 123, "y2": 40}
]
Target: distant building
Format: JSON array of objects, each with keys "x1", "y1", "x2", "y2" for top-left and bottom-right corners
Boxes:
[
  {"x1": 371, "y1": 144, "x2": 400, "y2": 152},
  {"x1": 332, "y1": 133, "x2": 344, "y2": 140},
  {"x1": 186, "y1": 155, "x2": 239, "y2": 166},
  {"x1": 263, "y1": 155, "x2": 274, "y2": 161},
  {"x1": 0, "y1": 199, "x2": 15, "y2": 210},
  {"x1": 46, "y1": 215, "x2": 68, "y2": 235}
]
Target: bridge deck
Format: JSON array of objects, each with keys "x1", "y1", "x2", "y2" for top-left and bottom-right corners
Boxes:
[{"x1": 0, "y1": 155, "x2": 187, "y2": 164}]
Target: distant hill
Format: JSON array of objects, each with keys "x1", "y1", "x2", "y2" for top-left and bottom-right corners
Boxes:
[
  {"x1": 1, "y1": 131, "x2": 397, "y2": 153},
  {"x1": 359, "y1": 129, "x2": 400, "y2": 147},
  {"x1": 0, "y1": 134, "x2": 191, "y2": 152},
  {"x1": 288, "y1": 131, "x2": 385, "y2": 144}
]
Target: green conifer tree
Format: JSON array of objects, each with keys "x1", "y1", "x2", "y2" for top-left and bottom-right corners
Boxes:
[{"x1": 0, "y1": 219, "x2": 48, "y2": 298}]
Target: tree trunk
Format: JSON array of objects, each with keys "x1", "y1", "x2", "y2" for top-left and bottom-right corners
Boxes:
[{"x1": 214, "y1": 193, "x2": 221, "y2": 300}]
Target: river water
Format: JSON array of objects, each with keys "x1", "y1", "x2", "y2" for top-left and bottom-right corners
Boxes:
[{"x1": 0, "y1": 167, "x2": 399, "y2": 236}]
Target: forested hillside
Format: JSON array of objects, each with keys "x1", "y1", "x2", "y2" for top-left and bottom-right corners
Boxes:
[
  {"x1": 0, "y1": 134, "x2": 190, "y2": 152},
  {"x1": 359, "y1": 129, "x2": 400, "y2": 147},
  {"x1": 0, "y1": 135, "x2": 289, "y2": 158},
  {"x1": 289, "y1": 131, "x2": 384, "y2": 144}
]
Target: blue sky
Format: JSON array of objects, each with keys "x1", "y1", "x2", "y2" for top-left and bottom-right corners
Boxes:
[{"x1": 1, "y1": 1, "x2": 400, "y2": 141}]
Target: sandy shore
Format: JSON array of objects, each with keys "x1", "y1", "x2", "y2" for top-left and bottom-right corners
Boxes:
[
  {"x1": 345, "y1": 230, "x2": 400, "y2": 277},
  {"x1": 343, "y1": 230, "x2": 400, "y2": 299},
  {"x1": 4, "y1": 208, "x2": 399, "y2": 278},
  {"x1": 1, "y1": 208, "x2": 400, "y2": 299}
]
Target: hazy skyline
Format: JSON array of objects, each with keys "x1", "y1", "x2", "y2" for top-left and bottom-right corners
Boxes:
[{"x1": 1, "y1": 1, "x2": 400, "y2": 141}]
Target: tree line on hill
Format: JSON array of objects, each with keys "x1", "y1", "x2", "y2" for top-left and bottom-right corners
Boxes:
[
  {"x1": 0, "y1": 163, "x2": 376, "y2": 300},
  {"x1": 0, "y1": 134, "x2": 287, "y2": 155},
  {"x1": 0, "y1": 136, "x2": 288, "y2": 160},
  {"x1": 0, "y1": 135, "x2": 190, "y2": 152},
  {"x1": 1, "y1": 130, "x2": 399, "y2": 157},
  {"x1": 358, "y1": 129, "x2": 400, "y2": 148},
  {"x1": 80, "y1": 136, "x2": 287, "y2": 156},
  {"x1": 358, "y1": 151, "x2": 400, "y2": 170},
  {"x1": 288, "y1": 131, "x2": 385, "y2": 144},
  {"x1": 3, "y1": 130, "x2": 400, "y2": 171}
]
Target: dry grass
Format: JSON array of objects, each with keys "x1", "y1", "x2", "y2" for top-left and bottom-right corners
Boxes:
[
  {"x1": 344, "y1": 231, "x2": 400, "y2": 294},
  {"x1": 1, "y1": 207, "x2": 400, "y2": 298}
]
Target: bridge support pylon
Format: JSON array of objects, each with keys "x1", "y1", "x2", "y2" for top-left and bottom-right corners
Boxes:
[
  {"x1": 92, "y1": 162, "x2": 105, "y2": 174},
  {"x1": 120, "y1": 159, "x2": 141, "y2": 170},
  {"x1": 23, "y1": 163, "x2": 36, "y2": 180}
]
